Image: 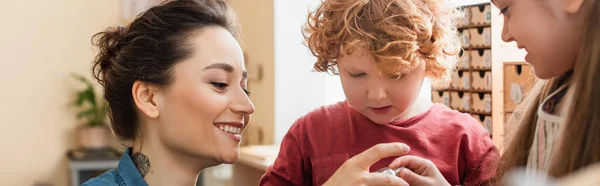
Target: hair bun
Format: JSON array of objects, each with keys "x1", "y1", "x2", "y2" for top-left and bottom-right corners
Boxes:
[{"x1": 91, "y1": 26, "x2": 127, "y2": 85}]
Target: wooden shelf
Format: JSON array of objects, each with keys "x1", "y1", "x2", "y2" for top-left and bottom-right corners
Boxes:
[
  {"x1": 438, "y1": 89, "x2": 491, "y2": 93},
  {"x1": 458, "y1": 68, "x2": 492, "y2": 71},
  {"x1": 444, "y1": 88, "x2": 470, "y2": 92},
  {"x1": 451, "y1": 108, "x2": 492, "y2": 116},
  {"x1": 471, "y1": 111, "x2": 492, "y2": 116},
  {"x1": 471, "y1": 89, "x2": 492, "y2": 93},
  {"x1": 458, "y1": 24, "x2": 492, "y2": 29},
  {"x1": 471, "y1": 68, "x2": 492, "y2": 71},
  {"x1": 465, "y1": 46, "x2": 492, "y2": 50},
  {"x1": 456, "y1": 109, "x2": 470, "y2": 113}
]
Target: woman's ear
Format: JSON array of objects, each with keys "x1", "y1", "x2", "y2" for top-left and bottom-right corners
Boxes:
[
  {"x1": 132, "y1": 81, "x2": 160, "y2": 119},
  {"x1": 564, "y1": 0, "x2": 585, "y2": 14}
]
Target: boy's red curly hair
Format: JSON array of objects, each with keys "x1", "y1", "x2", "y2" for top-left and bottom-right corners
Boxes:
[{"x1": 304, "y1": 0, "x2": 463, "y2": 88}]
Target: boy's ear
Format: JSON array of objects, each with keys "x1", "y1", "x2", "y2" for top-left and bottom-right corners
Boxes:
[{"x1": 564, "y1": 0, "x2": 585, "y2": 14}]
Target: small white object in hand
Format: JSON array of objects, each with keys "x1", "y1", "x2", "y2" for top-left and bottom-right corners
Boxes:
[{"x1": 376, "y1": 167, "x2": 403, "y2": 175}]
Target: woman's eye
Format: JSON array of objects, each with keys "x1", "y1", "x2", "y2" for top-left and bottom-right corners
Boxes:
[
  {"x1": 243, "y1": 89, "x2": 251, "y2": 96},
  {"x1": 211, "y1": 82, "x2": 229, "y2": 89}
]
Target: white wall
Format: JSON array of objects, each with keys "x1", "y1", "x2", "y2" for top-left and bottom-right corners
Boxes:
[
  {"x1": 0, "y1": 1, "x2": 120, "y2": 185},
  {"x1": 274, "y1": 0, "x2": 322, "y2": 143}
]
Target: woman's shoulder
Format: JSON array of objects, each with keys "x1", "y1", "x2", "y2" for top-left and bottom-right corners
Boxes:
[
  {"x1": 81, "y1": 169, "x2": 120, "y2": 186},
  {"x1": 81, "y1": 148, "x2": 149, "y2": 186}
]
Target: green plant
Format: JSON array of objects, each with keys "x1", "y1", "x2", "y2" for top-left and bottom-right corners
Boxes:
[{"x1": 72, "y1": 73, "x2": 107, "y2": 127}]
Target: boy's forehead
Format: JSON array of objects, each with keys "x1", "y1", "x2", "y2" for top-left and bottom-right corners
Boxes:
[
  {"x1": 338, "y1": 50, "x2": 416, "y2": 74},
  {"x1": 338, "y1": 49, "x2": 373, "y2": 63}
]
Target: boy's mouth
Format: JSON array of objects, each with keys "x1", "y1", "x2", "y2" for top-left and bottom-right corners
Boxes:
[{"x1": 370, "y1": 106, "x2": 392, "y2": 114}]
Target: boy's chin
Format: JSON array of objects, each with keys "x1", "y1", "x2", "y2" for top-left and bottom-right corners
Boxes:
[{"x1": 365, "y1": 115, "x2": 396, "y2": 125}]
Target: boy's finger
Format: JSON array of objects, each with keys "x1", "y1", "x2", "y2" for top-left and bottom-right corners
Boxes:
[
  {"x1": 352, "y1": 143, "x2": 411, "y2": 170},
  {"x1": 397, "y1": 167, "x2": 425, "y2": 185},
  {"x1": 389, "y1": 155, "x2": 434, "y2": 174},
  {"x1": 365, "y1": 172, "x2": 409, "y2": 186}
]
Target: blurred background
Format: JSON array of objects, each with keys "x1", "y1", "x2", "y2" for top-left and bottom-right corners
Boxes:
[{"x1": 0, "y1": 0, "x2": 529, "y2": 185}]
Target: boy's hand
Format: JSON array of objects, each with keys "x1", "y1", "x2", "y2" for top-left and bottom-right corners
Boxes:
[
  {"x1": 322, "y1": 143, "x2": 411, "y2": 186},
  {"x1": 388, "y1": 155, "x2": 451, "y2": 186}
]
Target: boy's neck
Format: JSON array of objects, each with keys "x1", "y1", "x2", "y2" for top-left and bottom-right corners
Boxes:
[{"x1": 396, "y1": 96, "x2": 434, "y2": 121}]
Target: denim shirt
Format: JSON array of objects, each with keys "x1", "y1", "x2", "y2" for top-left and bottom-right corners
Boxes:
[{"x1": 82, "y1": 148, "x2": 148, "y2": 186}]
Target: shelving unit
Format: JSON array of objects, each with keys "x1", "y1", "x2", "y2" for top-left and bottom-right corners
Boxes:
[
  {"x1": 431, "y1": 2, "x2": 529, "y2": 149},
  {"x1": 503, "y1": 62, "x2": 535, "y2": 124},
  {"x1": 433, "y1": 2, "x2": 495, "y2": 141}
]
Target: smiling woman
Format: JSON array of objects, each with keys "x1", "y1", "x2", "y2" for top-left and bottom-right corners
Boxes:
[{"x1": 81, "y1": 0, "x2": 255, "y2": 186}]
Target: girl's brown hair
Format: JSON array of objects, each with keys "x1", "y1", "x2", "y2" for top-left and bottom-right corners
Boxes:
[
  {"x1": 498, "y1": 0, "x2": 600, "y2": 180},
  {"x1": 303, "y1": 0, "x2": 463, "y2": 89}
]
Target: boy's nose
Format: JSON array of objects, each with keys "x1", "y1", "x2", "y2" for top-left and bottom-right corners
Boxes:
[{"x1": 367, "y1": 85, "x2": 387, "y2": 101}]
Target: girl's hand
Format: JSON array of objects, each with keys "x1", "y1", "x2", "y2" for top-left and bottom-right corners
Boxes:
[
  {"x1": 322, "y1": 143, "x2": 411, "y2": 186},
  {"x1": 388, "y1": 155, "x2": 450, "y2": 186},
  {"x1": 502, "y1": 163, "x2": 600, "y2": 186},
  {"x1": 557, "y1": 163, "x2": 600, "y2": 186}
]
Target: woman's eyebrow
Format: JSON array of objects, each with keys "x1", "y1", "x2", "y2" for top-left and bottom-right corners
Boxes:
[{"x1": 203, "y1": 63, "x2": 233, "y2": 73}]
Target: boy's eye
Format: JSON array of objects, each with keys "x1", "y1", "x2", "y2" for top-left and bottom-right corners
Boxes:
[
  {"x1": 211, "y1": 82, "x2": 229, "y2": 89},
  {"x1": 390, "y1": 74, "x2": 403, "y2": 79},
  {"x1": 349, "y1": 72, "x2": 366, "y2": 77},
  {"x1": 243, "y1": 89, "x2": 251, "y2": 96}
]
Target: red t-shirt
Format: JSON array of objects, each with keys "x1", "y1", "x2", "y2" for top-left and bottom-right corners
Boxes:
[{"x1": 259, "y1": 101, "x2": 498, "y2": 186}]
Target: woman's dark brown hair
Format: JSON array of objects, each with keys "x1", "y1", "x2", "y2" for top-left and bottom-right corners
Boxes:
[{"x1": 91, "y1": 0, "x2": 237, "y2": 141}]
